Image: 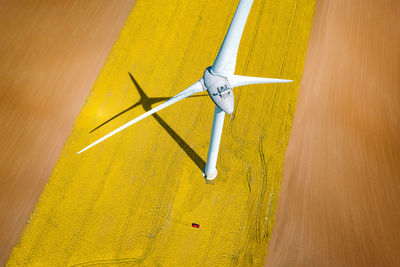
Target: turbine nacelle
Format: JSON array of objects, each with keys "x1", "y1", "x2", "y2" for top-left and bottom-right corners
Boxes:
[{"x1": 201, "y1": 67, "x2": 234, "y2": 114}]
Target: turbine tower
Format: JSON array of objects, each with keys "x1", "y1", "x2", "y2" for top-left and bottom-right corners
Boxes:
[{"x1": 78, "y1": 0, "x2": 292, "y2": 180}]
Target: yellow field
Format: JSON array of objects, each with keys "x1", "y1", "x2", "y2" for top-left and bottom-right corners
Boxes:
[{"x1": 8, "y1": 0, "x2": 314, "y2": 266}]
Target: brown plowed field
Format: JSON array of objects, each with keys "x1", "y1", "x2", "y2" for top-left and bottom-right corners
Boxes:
[
  {"x1": 266, "y1": 0, "x2": 400, "y2": 266},
  {"x1": 0, "y1": 1, "x2": 134, "y2": 265}
]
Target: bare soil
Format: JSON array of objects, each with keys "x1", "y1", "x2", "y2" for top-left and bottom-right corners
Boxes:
[
  {"x1": 0, "y1": 1, "x2": 134, "y2": 265},
  {"x1": 266, "y1": 0, "x2": 400, "y2": 266}
]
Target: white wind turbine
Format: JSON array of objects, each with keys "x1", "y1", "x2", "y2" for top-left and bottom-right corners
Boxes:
[{"x1": 78, "y1": 0, "x2": 292, "y2": 180}]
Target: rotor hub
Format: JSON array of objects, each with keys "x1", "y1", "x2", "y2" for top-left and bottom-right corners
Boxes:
[{"x1": 201, "y1": 67, "x2": 234, "y2": 114}]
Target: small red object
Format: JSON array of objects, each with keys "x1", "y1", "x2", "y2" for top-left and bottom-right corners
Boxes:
[{"x1": 192, "y1": 223, "x2": 200, "y2": 228}]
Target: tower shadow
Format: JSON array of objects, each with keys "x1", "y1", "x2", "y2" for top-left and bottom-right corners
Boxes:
[{"x1": 91, "y1": 73, "x2": 207, "y2": 171}]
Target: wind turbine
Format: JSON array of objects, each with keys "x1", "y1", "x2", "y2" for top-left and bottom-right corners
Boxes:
[{"x1": 77, "y1": 0, "x2": 292, "y2": 180}]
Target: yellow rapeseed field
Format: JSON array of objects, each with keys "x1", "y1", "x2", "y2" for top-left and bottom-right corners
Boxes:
[{"x1": 8, "y1": 0, "x2": 314, "y2": 265}]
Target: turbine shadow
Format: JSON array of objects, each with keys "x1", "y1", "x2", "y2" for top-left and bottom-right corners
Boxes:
[{"x1": 91, "y1": 73, "x2": 207, "y2": 171}]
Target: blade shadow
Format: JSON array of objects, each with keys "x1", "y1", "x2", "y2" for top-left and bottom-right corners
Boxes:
[{"x1": 91, "y1": 73, "x2": 207, "y2": 171}]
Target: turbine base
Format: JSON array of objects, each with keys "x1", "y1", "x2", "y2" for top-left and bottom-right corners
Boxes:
[{"x1": 203, "y1": 168, "x2": 218, "y2": 180}]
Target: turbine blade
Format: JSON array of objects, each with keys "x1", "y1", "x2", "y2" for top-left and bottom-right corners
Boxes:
[
  {"x1": 228, "y1": 75, "x2": 293, "y2": 87},
  {"x1": 212, "y1": 0, "x2": 254, "y2": 77},
  {"x1": 77, "y1": 81, "x2": 204, "y2": 154}
]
